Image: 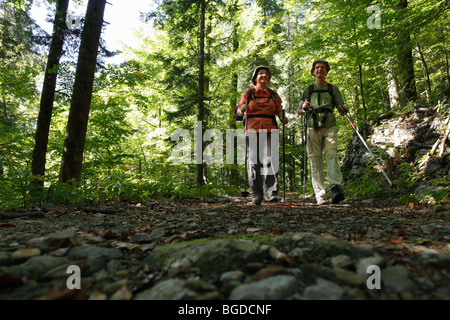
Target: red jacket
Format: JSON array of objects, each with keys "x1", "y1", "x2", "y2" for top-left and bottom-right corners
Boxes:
[{"x1": 238, "y1": 87, "x2": 282, "y2": 132}]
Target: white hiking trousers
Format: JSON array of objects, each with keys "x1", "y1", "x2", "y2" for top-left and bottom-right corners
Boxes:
[{"x1": 307, "y1": 126, "x2": 343, "y2": 202}]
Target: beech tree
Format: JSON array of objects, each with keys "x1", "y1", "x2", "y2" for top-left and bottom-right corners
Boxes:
[
  {"x1": 1, "y1": 0, "x2": 449, "y2": 207},
  {"x1": 59, "y1": 0, "x2": 107, "y2": 182},
  {"x1": 395, "y1": 0, "x2": 417, "y2": 106},
  {"x1": 31, "y1": 0, "x2": 69, "y2": 188}
]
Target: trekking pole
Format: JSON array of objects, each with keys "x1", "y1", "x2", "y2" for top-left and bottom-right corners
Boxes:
[
  {"x1": 282, "y1": 109, "x2": 286, "y2": 203},
  {"x1": 345, "y1": 114, "x2": 393, "y2": 187},
  {"x1": 303, "y1": 101, "x2": 309, "y2": 202},
  {"x1": 242, "y1": 106, "x2": 250, "y2": 198}
]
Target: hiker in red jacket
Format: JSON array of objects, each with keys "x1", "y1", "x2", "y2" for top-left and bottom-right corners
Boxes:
[
  {"x1": 236, "y1": 66, "x2": 288, "y2": 205},
  {"x1": 297, "y1": 60, "x2": 348, "y2": 205}
]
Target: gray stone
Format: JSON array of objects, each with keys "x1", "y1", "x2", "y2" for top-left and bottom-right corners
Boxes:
[
  {"x1": 229, "y1": 275, "x2": 298, "y2": 300},
  {"x1": 304, "y1": 278, "x2": 346, "y2": 300},
  {"x1": 134, "y1": 279, "x2": 198, "y2": 300},
  {"x1": 38, "y1": 228, "x2": 82, "y2": 252},
  {"x1": 66, "y1": 246, "x2": 123, "y2": 261},
  {"x1": 6, "y1": 255, "x2": 71, "y2": 279},
  {"x1": 149, "y1": 229, "x2": 165, "y2": 240},
  {"x1": 419, "y1": 249, "x2": 450, "y2": 268},
  {"x1": 275, "y1": 232, "x2": 373, "y2": 258},
  {"x1": 382, "y1": 265, "x2": 415, "y2": 292},
  {"x1": 86, "y1": 254, "x2": 109, "y2": 273},
  {"x1": 131, "y1": 233, "x2": 153, "y2": 243},
  {"x1": 288, "y1": 247, "x2": 311, "y2": 261},
  {"x1": 221, "y1": 270, "x2": 245, "y2": 283},
  {"x1": 356, "y1": 256, "x2": 385, "y2": 275},
  {"x1": 144, "y1": 239, "x2": 265, "y2": 276},
  {"x1": 11, "y1": 248, "x2": 41, "y2": 263},
  {"x1": 334, "y1": 267, "x2": 366, "y2": 286},
  {"x1": 0, "y1": 252, "x2": 11, "y2": 266},
  {"x1": 330, "y1": 255, "x2": 353, "y2": 268}
]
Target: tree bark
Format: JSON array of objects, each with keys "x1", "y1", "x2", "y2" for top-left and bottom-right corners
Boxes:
[
  {"x1": 396, "y1": 0, "x2": 417, "y2": 106},
  {"x1": 413, "y1": 35, "x2": 432, "y2": 102},
  {"x1": 196, "y1": 0, "x2": 206, "y2": 187},
  {"x1": 358, "y1": 64, "x2": 367, "y2": 131},
  {"x1": 31, "y1": 0, "x2": 69, "y2": 187},
  {"x1": 441, "y1": 25, "x2": 450, "y2": 86},
  {"x1": 59, "y1": 0, "x2": 106, "y2": 183}
]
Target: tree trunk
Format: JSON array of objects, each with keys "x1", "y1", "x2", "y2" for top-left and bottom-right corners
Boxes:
[
  {"x1": 196, "y1": 0, "x2": 206, "y2": 187},
  {"x1": 441, "y1": 25, "x2": 450, "y2": 86},
  {"x1": 386, "y1": 59, "x2": 400, "y2": 110},
  {"x1": 358, "y1": 64, "x2": 367, "y2": 132},
  {"x1": 31, "y1": 0, "x2": 69, "y2": 187},
  {"x1": 413, "y1": 35, "x2": 432, "y2": 102},
  {"x1": 228, "y1": 20, "x2": 239, "y2": 188},
  {"x1": 396, "y1": 0, "x2": 417, "y2": 106},
  {"x1": 59, "y1": 0, "x2": 106, "y2": 183}
]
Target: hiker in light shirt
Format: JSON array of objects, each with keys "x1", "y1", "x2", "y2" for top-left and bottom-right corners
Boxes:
[{"x1": 297, "y1": 60, "x2": 348, "y2": 205}]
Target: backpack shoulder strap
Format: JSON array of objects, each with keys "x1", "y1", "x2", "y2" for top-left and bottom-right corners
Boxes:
[
  {"x1": 308, "y1": 84, "x2": 315, "y2": 99},
  {"x1": 251, "y1": 88, "x2": 276, "y2": 102},
  {"x1": 327, "y1": 83, "x2": 335, "y2": 107},
  {"x1": 269, "y1": 88, "x2": 276, "y2": 102},
  {"x1": 241, "y1": 88, "x2": 254, "y2": 103}
]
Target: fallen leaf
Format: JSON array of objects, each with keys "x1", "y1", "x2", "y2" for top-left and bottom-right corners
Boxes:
[
  {"x1": 36, "y1": 285, "x2": 86, "y2": 300},
  {"x1": 111, "y1": 287, "x2": 132, "y2": 300},
  {"x1": 89, "y1": 289, "x2": 107, "y2": 300},
  {"x1": 0, "y1": 223, "x2": 15, "y2": 227},
  {"x1": 0, "y1": 273, "x2": 23, "y2": 287},
  {"x1": 165, "y1": 233, "x2": 185, "y2": 244}
]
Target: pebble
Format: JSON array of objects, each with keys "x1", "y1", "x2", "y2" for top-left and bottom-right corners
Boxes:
[
  {"x1": 229, "y1": 275, "x2": 298, "y2": 300},
  {"x1": 0, "y1": 203, "x2": 448, "y2": 301},
  {"x1": 304, "y1": 278, "x2": 346, "y2": 300}
]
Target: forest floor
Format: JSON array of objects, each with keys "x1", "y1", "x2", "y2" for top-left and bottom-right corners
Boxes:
[{"x1": 0, "y1": 192, "x2": 449, "y2": 304}]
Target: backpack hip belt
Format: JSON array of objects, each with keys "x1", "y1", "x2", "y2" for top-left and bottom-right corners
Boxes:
[
  {"x1": 308, "y1": 83, "x2": 335, "y2": 129},
  {"x1": 308, "y1": 107, "x2": 333, "y2": 129}
]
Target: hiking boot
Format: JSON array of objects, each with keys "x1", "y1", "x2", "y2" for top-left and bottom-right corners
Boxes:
[
  {"x1": 331, "y1": 186, "x2": 345, "y2": 204},
  {"x1": 316, "y1": 197, "x2": 327, "y2": 205},
  {"x1": 266, "y1": 197, "x2": 278, "y2": 203},
  {"x1": 250, "y1": 198, "x2": 262, "y2": 205}
]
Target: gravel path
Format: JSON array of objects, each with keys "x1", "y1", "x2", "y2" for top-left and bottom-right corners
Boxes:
[{"x1": 0, "y1": 196, "x2": 449, "y2": 302}]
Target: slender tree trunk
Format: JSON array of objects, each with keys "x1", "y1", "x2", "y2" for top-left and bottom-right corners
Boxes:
[
  {"x1": 385, "y1": 59, "x2": 400, "y2": 110},
  {"x1": 358, "y1": 64, "x2": 367, "y2": 133},
  {"x1": 196, "y1": 0, "x2": 206, "y2": 187},
  {"x1": 373, "y1": 66, "x2": 389, "y2": 111},
  {"x1": 354, "y1": 37, "x2": 367, "y2": 132},
  {"x1": 441, "y1": 25, "x2": 450, "y2": 86},
  {"x1": 31, "y1": 0, "x2": 69, "y2": 187},
  {"x1": 59, "y1": 0, "x2": 107, "y2": 183},
  {"x1": 228, "y1": 21, "x2": 239, "y2": 188},
  {"x1": 396, "y1": 0, "x2": 417, "y2": 106},
  {"x1": 413, "y1": 34, "x2": 432, "y2": 102}
]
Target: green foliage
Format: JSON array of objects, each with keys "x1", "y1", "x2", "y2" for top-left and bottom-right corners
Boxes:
[
  {"x1": 1, "y1": 0, "x2": 449, "y2": 209},
  {"x1": 344, "y1": 165, "x2": 385, "y2": 200}
]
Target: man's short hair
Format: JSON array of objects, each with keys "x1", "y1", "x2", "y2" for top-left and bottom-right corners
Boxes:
[{"x1": 311, "y1": 60, "x2": 330, "y2": 76}]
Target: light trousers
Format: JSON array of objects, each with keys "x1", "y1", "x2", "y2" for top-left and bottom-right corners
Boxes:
[
  {"x1": 307, "y1": 126, "x2": 343, "y2": 200},
  {"x1": 246, "y1": 131, "x2": 278, "y2": 203}
]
